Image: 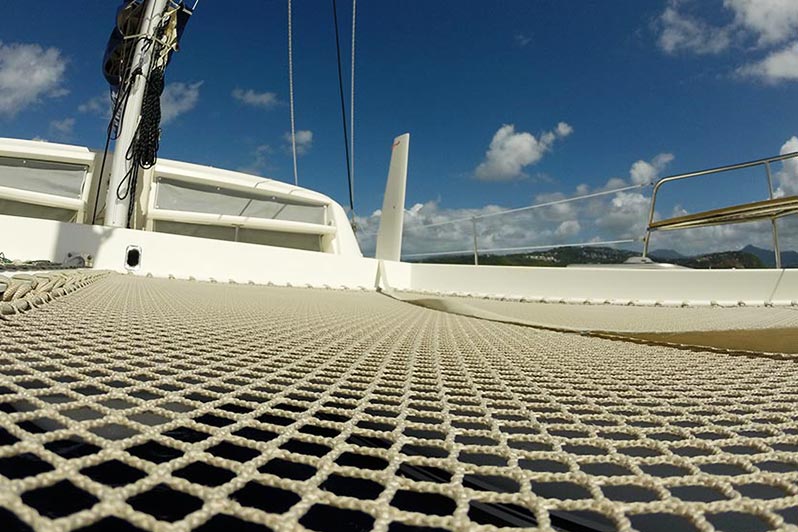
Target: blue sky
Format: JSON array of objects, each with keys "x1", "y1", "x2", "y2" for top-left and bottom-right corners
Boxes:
[{"x1": 2, "y1": 0, "x2": 798, "y2": 256}]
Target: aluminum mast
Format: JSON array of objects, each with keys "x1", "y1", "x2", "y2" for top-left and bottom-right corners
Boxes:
[{"x1": 104, "y1": 0, "x2": 169, "y2": 228}]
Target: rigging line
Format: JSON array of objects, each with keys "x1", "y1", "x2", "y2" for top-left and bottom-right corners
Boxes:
[
  {"x1": 287, "y1": 0, "x2": 299, "y2": 186},
  {"x1": 349, "y1": 0, "x2": 356, "y2": 205},
  {"x1": 91, "y1": 121, "x2": 113, "y2": 224},
  {"x1": 92, "y1": 88, "x2": 124, "y2": 223},
  {"x1": 418, "y1": 183, "x2": 650, "y2": 229},
  {"x1": 332, "y1": 0, "x2": 355, "y2": 215}
]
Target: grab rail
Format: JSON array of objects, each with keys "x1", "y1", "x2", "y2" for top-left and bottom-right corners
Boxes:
[
  {"x1": 0, "y1": 185, "x2": 85, "y2": 212},
  {"x1": 642, "y1": 151, "x2": 798, "y2": 268},
  {"x1": 147, "y1": 208, "x2": 336, "y2": 236}
]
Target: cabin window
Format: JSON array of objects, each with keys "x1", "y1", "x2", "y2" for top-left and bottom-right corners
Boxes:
[
  {"x1": 0, "y1": 157, "x2": 86, "y2": 199},
  {"x1": 154, "y1": 178, "x2": 325, "y2": 224},
  {"x1": 0, "y1": 157, "x2": 88, "y2": 222}
]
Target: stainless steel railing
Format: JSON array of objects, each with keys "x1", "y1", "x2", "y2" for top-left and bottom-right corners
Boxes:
[
  {"x1": 642, "y1": 151, "x2": 798, "y2": 268},
  {"x1": 402, "y1": 238, "x2": 639, "y2": 261},
  {"x1": 398, "y1": 184, "x2": 647, "y2": 264}
]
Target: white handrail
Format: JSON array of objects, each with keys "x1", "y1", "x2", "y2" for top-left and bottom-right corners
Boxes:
[
  {"x1": 0, "y1": 138, "x2": 96, "y2": 167},
  {"x1": 148, "y1": 208, "x2": 336, "y2": 235},
  {"x1": 0, "y1": 185, "x2": 84, "y2": 211}
]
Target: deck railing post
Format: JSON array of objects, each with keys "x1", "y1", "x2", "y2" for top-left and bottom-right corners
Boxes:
[
  {"x1": 764, "y1": 161, "x2": 782, "y2": 269},
  {"x1": 471, "y1": 217, "x2": 479, "y2": 266},
  {"x1": 642, "y1": 183, "x2": 660, "y2": 259}
]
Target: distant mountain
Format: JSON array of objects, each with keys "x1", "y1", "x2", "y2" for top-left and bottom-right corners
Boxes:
[
  {"x1": 741, "y1": 245, "x2": 798, "y2": 268},
  {"x1": 412, "y1": 246, "x2": 766, "y2": 269},
  {"x1": 527, "y1": 246, "x2": 639, "y2": 265},
  {"x1": 649, "y1": 249, "x2": 684, "y2": 260},
  {"x1": 669, "y1": 251, "x2": 764, "y2": 269},
  {"x1": 413, "y1": 246, "x2": 637, "y2": 267}
]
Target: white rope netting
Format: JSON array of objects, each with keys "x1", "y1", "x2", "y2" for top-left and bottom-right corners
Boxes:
[{"x1": 0, "y1": 274, "x2": 797, "y2": 531}]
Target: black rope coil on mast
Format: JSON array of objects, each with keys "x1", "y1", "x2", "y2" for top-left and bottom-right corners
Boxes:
[
  {"x1": 115, "y1": 28, "x2": 166, "y2": 228},
  {"x1": 135, "y1": 66, "x2": 164, "y2": 169},
  {"x1": 117, "y1": 63, "x2": 164, "y2": 226}
]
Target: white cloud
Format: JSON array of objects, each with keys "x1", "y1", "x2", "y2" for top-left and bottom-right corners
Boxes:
[
  {"x1": 238, "y1": 144, "x2": 272, "y2": 176},
  {"x1": 738, "y1": 42, "x2": 798, "y2": 82},
  {"x1": 595, "y1": 191, "x2": 651, "y2": 239},
  {"x1": 657, "y1": 4, "x2": 731, "y2": 55},
  {"x1": 283, "y1": 130, "x2": 313, "y2": 155},
  {"x1": 160, "y1": 81, "x2": 202, "y2": 124},
  {"x1": 533, "y1": 191, "x2": 577, "y2": 221},
  {"x1": 629, "y1": 152, "x2": 675, "y2": 185},
  {"x1": 555, "y1": 122, "x2": 573, "y2": 137},
  {"x1": 48, "y1": 117, "x2": 74, "y2": 139},
  {"x1": 0, "y1": 41, "x2": 67, "y2": 117},
  {"x1": 232, "y1": 88, "x2": 280, "y2": 108},
  {"x1": 724, "y1": 0, "x2": 798, "y2": 46},
  {"x1": 474, "y1": 122, "x2": 572, "y2": 181},
  {"x1": 514, "y1": 34, "x2": 532, "y2": 47},
  {"x1": 656, "y1": 1, "x2": 798, "y2": 83},
  {"x1": 78, "y1": 94, "x2": 111, "y2": 117},
  {"x1": 604, "y1": 177, "x2": 628, "y2": 189},
  {"x1": 775, "y1": 136, "x2": 798, "y2": 196},
  {"x1": 357, "y1": 200, "x2": 534, "y2": 257},
  {"x1": 629, "y1": 161, "x2": 656, "y2": 185},
  {"x1": 555, "y1": 220, "x2": 581, "y2": 237},
  {"x1": 657, "y1": 0, "x2": 798, "y2": 54}
]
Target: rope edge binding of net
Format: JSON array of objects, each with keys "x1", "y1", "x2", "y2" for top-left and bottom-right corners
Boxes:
[
  {"x1": 389, "y1": 288, "x2": 798, "y2": 309},
  {"x1": 0, "y1": 271, "x2": 111, "y2": 318}
]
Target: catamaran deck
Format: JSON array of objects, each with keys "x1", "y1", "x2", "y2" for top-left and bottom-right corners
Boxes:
[{"x1": 1, "y1": 273, "x2": 798, "y2": 531}]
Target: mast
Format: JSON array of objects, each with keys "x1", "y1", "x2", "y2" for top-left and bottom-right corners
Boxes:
[{"x1": 104, "y1": 0, "x2": 169, "y2": 228}]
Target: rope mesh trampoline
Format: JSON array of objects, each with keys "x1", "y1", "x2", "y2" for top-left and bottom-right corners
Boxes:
[{"x1": 1, "y1": 273, "x2": 798, "y2": 531}]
